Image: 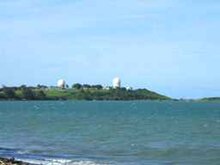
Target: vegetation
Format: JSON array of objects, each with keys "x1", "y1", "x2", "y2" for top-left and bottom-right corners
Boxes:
[
  {"x1": 0, "y1": 84, "x2": 170, "y2": 101},
  {"x1": 2, "y1": 87, "x2": 16, "y2": 99},
  {"x1": 200, "y1": 97, "x2": 220, "y2": 102}
]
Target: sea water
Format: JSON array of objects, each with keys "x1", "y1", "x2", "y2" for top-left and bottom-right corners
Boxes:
[{"x1": 0, "y1": 101, "x2": 219, "y2": 165}]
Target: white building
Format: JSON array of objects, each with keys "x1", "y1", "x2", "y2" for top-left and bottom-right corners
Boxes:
[
  {"x1": 112, "y1": 77, "x2": 121, "y2": 88},
  {"x1": 57, "y1": 79, "x2": 66, "y2": 88}
]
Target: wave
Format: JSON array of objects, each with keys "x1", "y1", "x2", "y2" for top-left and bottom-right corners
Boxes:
[
  {"x1": 0, "y1": 147, "x2": 110, "y2": 165},
  {"x1": 18, "y1": 158, "x2": 108, "y2": 165}
]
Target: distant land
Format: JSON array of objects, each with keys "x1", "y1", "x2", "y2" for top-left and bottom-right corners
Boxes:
[
  {"x1": 200, "y1": 97, "x2": 220, "y2": 102},
  {"x1": 0, "y1": 84, "x2": 219, "y2": 101},
  {"x1": 0, "y1": 84, "x2": 170, "y2": 101}
]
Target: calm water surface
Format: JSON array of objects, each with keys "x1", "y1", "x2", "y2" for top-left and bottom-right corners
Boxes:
[{"x1": 0, "y1": 101, "x2": 219, "y2": 165}]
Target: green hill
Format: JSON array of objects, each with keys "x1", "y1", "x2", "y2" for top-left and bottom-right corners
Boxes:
[{"x1": 0, "y1": 85, "x2": 170, "y2": 101}]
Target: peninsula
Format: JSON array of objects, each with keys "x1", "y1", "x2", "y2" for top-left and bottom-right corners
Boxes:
[{"x1": 0, "y1": 84, "x2": 169, "y2": 101}]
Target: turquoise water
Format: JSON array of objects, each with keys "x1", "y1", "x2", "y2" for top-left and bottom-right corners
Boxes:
[{"x1": 0, "y1": 101, "x2": 219, "y2": 165}]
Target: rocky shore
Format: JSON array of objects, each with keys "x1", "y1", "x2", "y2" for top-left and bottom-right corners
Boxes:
[{"x1": 0, "y1": 158, "x2": 31, "y2": 165}]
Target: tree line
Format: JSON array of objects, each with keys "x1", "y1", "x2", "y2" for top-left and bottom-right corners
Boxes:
[
  {"x1": 0, "y1": 84, "x2": 170, "y2": 100},
  {"x1": 0, "y1": 86, "x2": 46, "y2": 100}
]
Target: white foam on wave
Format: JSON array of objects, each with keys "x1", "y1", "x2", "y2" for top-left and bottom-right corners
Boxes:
[
  {"x1": 18, "y1": 158, "x2": 108, "y2": 165},
  {"x1": 17, "y1": 158, "x2": 46, "y2": 165},
  {"x1": 67, "y1": 160, "x2": 107, "y2": 165}
]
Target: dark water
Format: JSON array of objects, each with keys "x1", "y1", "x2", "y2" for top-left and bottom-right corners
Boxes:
[{"x1": 0, "y1": 101, "x2": 219, "y2": 165}]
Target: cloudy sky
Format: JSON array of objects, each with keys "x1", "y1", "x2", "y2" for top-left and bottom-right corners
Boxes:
[{"x1": 0, "y1": 0, "x2": 220, "y2": 98}]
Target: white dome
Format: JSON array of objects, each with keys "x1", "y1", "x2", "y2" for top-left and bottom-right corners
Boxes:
[
  {"x1": 126, "y1": 86, "x2": 132, "y2": 90},
  {"x1": 57, "y1": 79, "x2": 66, "y2": 88},
  {"x1": 113, "y1": 77, "x2": 121, "y2": 88}
]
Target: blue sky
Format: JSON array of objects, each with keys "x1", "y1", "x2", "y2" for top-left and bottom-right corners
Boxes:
[{"x1": 0, "y1": 0, "x2": 220, "y2": 98}]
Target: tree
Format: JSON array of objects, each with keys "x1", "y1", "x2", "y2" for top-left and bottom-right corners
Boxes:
[
  {"x1": 0, "y1": 92, "x2": 5, "y2": 99},
  {"x1": 82, "y1": 84, "x2": 91, "y2": 89},
  {"x1": 92, "y1": 85, "x2": 103, "y2": 89},
  {"x1": 21, "y1": 88, "x2": 35, "y2": 100},
  {"x1": 72, "y1": 83, "x2": 82, "y2": 89},
  {"x1": 37, "y1": 84, "x2": 48, "y2": 89},
  {"x1": 35, "y1": 90, "x2": 46, "y2": 100},
  {"x1": 3, "y1": 87, "x2": 16, "y2": 99},
  {"x1": 20, "y1": 85, "x2": 27, "y2": 89}
]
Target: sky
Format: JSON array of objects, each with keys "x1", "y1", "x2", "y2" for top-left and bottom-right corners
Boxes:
[{"x1": 0, "y1": 0, "x2": 220, "y2": 99}]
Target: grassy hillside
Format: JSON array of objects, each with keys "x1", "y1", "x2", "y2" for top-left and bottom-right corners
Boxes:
[{"x1": 0, "y1": 86, "x2": 170, "y2": 101}]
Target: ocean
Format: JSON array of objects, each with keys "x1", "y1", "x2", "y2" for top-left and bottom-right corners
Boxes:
[{"x1": 0, "y1": 101, "x2": 219, "y2": 165}]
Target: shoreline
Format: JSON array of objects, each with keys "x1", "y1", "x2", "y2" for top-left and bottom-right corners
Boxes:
[{"x1": 0, "y1": 157, "x2": 32, "y2": 165}]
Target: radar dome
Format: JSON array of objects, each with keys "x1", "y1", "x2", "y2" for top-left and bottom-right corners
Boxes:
[
  {"x1": 57, "y1": 79, "x2": 66, "y2": 88},
  {"x1": 113, "y1": 77, "x2": 121, "y2": 88}
]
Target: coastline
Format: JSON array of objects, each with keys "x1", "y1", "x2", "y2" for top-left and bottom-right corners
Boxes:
[
  {"x1": 0, "y1": 86, "x2": 170, "y2": 101},
  {"x1": 0, "y1": 157, "x2": 31, "y2": 165}
]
